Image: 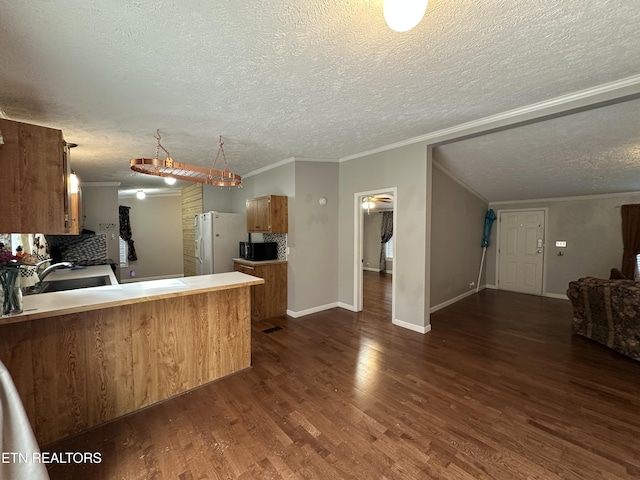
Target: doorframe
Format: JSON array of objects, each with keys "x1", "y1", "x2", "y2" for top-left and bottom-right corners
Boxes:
[
  {"x1": 494, "y1": 207, "x2": 549, "y2": 296},
  {"x1": 353, "y1": 187, "x2": 398, "y2": 322}
]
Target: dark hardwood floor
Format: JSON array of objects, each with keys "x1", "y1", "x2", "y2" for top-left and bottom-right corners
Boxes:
[
  {"x1": 363, "y1": 271, "x2": 392, "y2": 320},
  {"x1": 46, "y1": 287, "x2": 640, "y2": 479}
]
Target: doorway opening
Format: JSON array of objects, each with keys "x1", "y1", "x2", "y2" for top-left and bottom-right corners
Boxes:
[{"x1": 354, "y1": 188, "x2": 397, "y2": 322}]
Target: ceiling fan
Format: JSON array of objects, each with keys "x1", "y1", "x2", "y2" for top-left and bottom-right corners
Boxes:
[{"x1": 362, "y1": 194, "x2": 393, "y2": 214}]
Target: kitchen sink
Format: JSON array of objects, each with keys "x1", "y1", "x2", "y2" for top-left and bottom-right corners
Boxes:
[{"x1": 25, "y1": 275, "x2": 112, "y2": 295}]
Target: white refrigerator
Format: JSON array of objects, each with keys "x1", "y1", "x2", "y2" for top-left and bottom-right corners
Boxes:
[{"x1": 194, "y1": 212, "x2": 246, "y2": 275}]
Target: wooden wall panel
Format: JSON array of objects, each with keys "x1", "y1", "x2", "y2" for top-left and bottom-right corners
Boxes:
[
  {"x1": 0, "y1": 321, "x2": 35, "y2": 432},
  {"x1": 0, "y1": 286, "x2": 252, "y2": 446},
  {"x1": 131, "y1": 301, "x2": 160, "y2": 408},
  {"x1": 216, "y1": 288, "x2": 251, "y2": 377},
  {"x1": 181, "y1": 183, "x2": 203, "y2": 277},
  {"x1": 83, "y1": 308, "x2": 134, "y2": 427},
  {"x1": 188, "y1": 293, "x2": 211, "y2": 386},
  {"x1": 157, "y1": 296, "x2": 188, "y2": 397}
]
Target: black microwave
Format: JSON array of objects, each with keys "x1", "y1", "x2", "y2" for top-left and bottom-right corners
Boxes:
[{"x1": 239, "y1": 242, "x2": 278, "y2": 261}]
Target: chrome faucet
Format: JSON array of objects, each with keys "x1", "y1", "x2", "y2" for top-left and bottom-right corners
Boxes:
[
  {"x1": 38, "y1": 262, "x2": 74, "y2": 282},
  {"x1": 34, "y1": 258, "x2": 53, "y2": 271}
]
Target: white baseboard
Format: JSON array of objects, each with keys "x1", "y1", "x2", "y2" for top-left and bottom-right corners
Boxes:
[
  {"x1": 363, "y1": 267, "x2": 380, "y2": 272},
  {"x1": 120, "y1": 273, "x2": 184, "y2": 284},
  {"x1": 430, "y1": 286, "x2": 485, "y2": 313},
  {"x1": 287, "y1": 302, "x2": 340, "y2": 318},
  {"x1": 392, "y1": 318, "x2": 432, "y2": 334},
  {"x1": 482, "y1": 284, "x2": 568, "y2": 300},
  {"x1": 337, "y1": 302, "x2": 357, "y2": 312},
  {"x1": 545, "y1": 292, "x2": 569, "y2": 300}
]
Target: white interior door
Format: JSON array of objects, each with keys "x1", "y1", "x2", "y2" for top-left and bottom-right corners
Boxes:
[{"x1": 497, "y1": 210, "x2": 545, "y2": 295}]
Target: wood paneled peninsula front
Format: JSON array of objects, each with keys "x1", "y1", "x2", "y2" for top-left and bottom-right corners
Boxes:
[{"x1": 0, "y1": 267, "x2": 263, "y2": 446}]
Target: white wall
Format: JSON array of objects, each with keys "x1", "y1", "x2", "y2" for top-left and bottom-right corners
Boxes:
[
  {"x1": 339, "y1": 143, "x2": 429, "y2": 332},
  {"x1": 203, "y1": 185, "x2": 234, "y2": 213},
  {"x1": 485, "y1": 193, "x2": 640, "y2": 295},
  {"x1": 430, "y1": 165, "x2": 488, "y2": 307},
  {"x1": 82, "y1": 184, "x2": 120, "y2": 262},
  {"x1": 231, "y1": 161, "x2": 296, "y2": 303},
  {"x1": 119, "y1": 194, "x2": 184, "y2": 281},
  {"x1": 363, "y1": 212, "x2": 383, "y2": 270},
  {"x1": 291, "y1": 161, "x2": 339, "y2": 314},
  {"x1": 230, "y1": 160, "x2": 341, "y2": 316}
]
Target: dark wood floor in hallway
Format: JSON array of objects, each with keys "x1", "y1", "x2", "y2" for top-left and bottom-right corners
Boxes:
[{"x1": 47, "y1": 289, "x2": 640, "y2": 479}]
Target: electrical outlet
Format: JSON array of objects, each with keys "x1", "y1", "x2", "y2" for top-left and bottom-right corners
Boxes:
[{"x1": 469, "y1": 281, "x2": 475, "y2": 288}]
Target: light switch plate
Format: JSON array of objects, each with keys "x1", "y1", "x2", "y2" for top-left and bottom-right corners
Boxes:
[{"x1": 555, "y1": 241, "x2": 567, "y2": 248}]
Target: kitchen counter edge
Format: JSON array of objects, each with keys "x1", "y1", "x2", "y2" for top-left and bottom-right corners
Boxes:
[{"x1": 1, "y1": 271, "x2": 264, "y2": 325}]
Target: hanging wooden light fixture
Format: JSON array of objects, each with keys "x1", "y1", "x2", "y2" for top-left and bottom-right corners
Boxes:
[{"x1": 130, "y1": 130, "x2": 242, "y2": 187}]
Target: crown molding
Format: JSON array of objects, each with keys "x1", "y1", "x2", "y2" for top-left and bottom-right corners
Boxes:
[
  {"x1": 242, "y1": 157, "x2": 296, "y2": 179},
  {"x1": 340, "y1": 74, "x2": 640, "y2": 162},
  {"x1": 242, "y1": 156, "x2": 339, "y2": 179},
  {"x1": 489, "y1": 191, "x2": 640, "y2": 206},
  {"x1": 82, "y1": 182, "x2": 121, "y2": 187},
  {"x1": 432, "y1": 161, "x2": 489, "y2": 204}
]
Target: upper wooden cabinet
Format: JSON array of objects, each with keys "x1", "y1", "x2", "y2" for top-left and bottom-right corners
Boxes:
[
  {"x1": 69, "y1": 188, "x2": 82, "y2": 235},
  {"x1": 246, "y1": 195, "x2": 288, "y2": 233},
  {"x1": 0, "y1": 118, "x2": 72, "y2": 234}
]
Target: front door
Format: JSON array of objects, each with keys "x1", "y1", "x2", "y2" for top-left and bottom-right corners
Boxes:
[{"x1": 497, "y1": 210, "x2": 545, "y2": 295}]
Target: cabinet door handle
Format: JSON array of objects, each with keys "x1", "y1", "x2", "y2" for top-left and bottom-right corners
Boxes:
[{"x1": 241, "y1": 265, "x2": 254, "y2": 270}]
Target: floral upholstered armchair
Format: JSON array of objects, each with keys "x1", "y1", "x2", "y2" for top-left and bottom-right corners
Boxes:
[{"x1": 567, "y1": 274, "x2": 640, "y2": 361}]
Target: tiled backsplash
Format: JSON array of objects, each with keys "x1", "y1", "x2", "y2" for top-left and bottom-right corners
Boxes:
[
  {"x1": 45, "y1": 234, "x2": 108, "y2": 262},
  {"x1": 263, "y1": 233, "x2": 287, "y2": 260}
]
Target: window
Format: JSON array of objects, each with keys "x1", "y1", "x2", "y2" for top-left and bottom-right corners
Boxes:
[
  {"x1": 385, "y1": 236, "x2": 394, "y2": 259},
  {"x1": 119, "y1": 237, "x2": 128, "y2": 267}
]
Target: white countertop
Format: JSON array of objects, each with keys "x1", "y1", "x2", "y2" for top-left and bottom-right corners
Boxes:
[{"x1": 1, "y1": 266, "x2": 263, "y2": 325}]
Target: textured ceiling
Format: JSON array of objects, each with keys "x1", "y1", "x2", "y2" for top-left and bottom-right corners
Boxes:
[
  {"x1": 435, "y1": 98, "x2": 640, "y2": 202},
  {"x1": 0, "y1": 0, "x2": 639, "y2": 199}
]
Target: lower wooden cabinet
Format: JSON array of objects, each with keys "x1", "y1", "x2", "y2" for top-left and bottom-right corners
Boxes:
[{"x1": 234, "y1": 260, "x2": 287, "y2": 320}]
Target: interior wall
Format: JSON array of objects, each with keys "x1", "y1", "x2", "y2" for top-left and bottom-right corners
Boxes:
[
  {"x1": 486, "y1": 193, "x2": 640, "y2": 295},
  {"x1": 181, "y1": 184, "x2": 203, "y2": 277},
  {"x1": 119, "y1": 194, "x2": 184, "y2": 281},
  {"x1": 430, "y1": 165, "x2": 488, "y2": 307},
  {"x1": 231, "y1": 162, "x2": 296, "y2": 214},
  {"x1": 82, "y1": 184, "x2": 120, "y2": 262},
  {"x1": 363, "y1": 212, "x2": 383, "y2": 271},
  {"x1": 338, "y1": 143, "x2": 428, "y2": 331},
  {"x1": 203, "y1": 184, "x2": 233, "y2": 213},
  {"x1": 291, "y1": 161, "x2": 339, "y2": 313},
  {"x1": 231, "y1": 162, "x2": 296, "y2": 305}
]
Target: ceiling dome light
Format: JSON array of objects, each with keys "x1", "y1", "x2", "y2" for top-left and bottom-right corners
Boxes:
[
  {"x1": 383, "y1": 0, "x2": 428, "y2": 32},
  {"x1": 136, "y1": 190, "x2": 146, "y2": 200},
  {"x1": 164, "y1": 176, "x2": 177, "y2": 185}
]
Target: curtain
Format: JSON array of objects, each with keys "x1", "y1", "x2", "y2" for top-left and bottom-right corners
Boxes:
[
  {"x1": 119, "y1": 206, "x2": 138, "y2": 261},
  {"x1": 621, "y1": 204, "x2": 640, "y2": 279},
  {"x1": 380, "y1": 211, "x2": 393, "y2": 272}
]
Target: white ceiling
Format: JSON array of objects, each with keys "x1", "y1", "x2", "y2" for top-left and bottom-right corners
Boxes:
[
  {"x1": 1, "y1": 0, "x2": 639, "y2": 200},
  {"x1": 435, "y1": 98, "x2": 640, "y2": 202}
]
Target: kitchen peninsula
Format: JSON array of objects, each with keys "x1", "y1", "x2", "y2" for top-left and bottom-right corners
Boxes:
[{"x1": 0, "y1": 268, "x2": 263, "y2": 446}]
